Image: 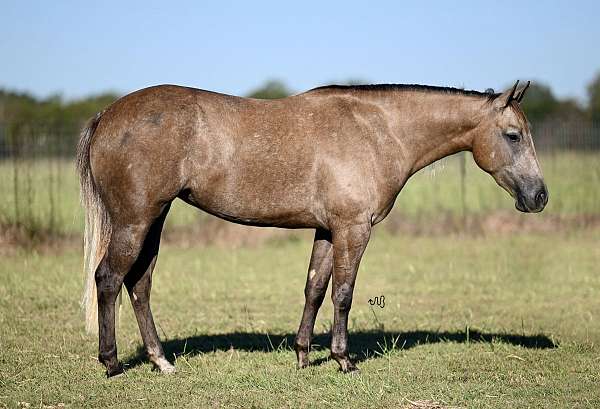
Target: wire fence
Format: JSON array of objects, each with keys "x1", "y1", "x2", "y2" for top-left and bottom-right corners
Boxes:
[
  {"x1": 0, "y1": 120, "x2": 599, "y2": 240},
  {"x1": 532, "y1": 120, "x2": 600, "y2": 151}
]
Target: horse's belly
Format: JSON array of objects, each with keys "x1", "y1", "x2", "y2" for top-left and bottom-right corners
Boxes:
[{"x1": 180, "y1": 185, "x2": 323, "y2": 229}]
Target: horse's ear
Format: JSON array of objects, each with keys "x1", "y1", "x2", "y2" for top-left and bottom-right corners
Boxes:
[
  {"x1": 515, "y1": 80, "x2": 531, "y2": 103},
  {"x1": 494, "y1": 80, "x2": 520, "y2": 109}
]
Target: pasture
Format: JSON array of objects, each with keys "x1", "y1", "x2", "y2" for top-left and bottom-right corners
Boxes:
[
  {"x1": 1, "y1": 151, "x2": 599, "y2": 408},
  {"x1": 1, "y1": 233, "x2": 599, "y2": 408}
]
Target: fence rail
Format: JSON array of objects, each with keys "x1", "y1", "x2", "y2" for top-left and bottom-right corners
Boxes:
[
  {"x1": 1, "y1": 120, "x2": 600, "y2": 159},
  {"x1": 0, "y1": 120, "x2": 599, "y2": 240},
  {"x1": 533, "y1": 120, "x2": 600, "y2": 151}
]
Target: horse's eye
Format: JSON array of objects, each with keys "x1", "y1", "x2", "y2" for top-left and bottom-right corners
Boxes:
[{"x1": 504, "y1": 132, "x2": 521, "y2": 143}]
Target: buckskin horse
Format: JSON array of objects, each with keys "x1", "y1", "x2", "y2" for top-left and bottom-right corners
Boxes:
[{"x1": 77, "y1": 80, "x2": 547, "y2": 377}]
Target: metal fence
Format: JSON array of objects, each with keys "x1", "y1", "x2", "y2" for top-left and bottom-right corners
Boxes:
[
  {"x1": 1, "y1": 120, "x2": 598, "y2": 159},
  {"x1": 532, "y1": 120, "x2": 600, "y2": 151},
  {"x1": 0, "y1": 120, "x2": 599, "y2": 239}
]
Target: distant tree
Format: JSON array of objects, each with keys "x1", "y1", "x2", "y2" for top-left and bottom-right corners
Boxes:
[
  {"x1": 516, "y1": 81, "x2": 587, "y2": 123},
  {"x1": 63, "y1": 92, "x2": 120, "y2": 127},
  {"x1": 323, "y1": 78, "x2": 369, "y2": 86},
  {"x1": 246, "y1": 80, "x2": 291, "y2": 99},
  {"x1": 518, "y1": 82, "x2": 560, "y2": 123},
  {"x1": 555, "y1": 98, "x2": 588, "y2": 122},
  {"x1": 0, "y1": 90, "x2": 39, "y2": 124},
  {"x1": 343, "y1": 78, "x2": 368, "y2": 85},
  {"x1": 0, "y1": 89, "x2": 118, "y2": 127},
  {"x1": 0, "y1": 89, "x2": 119, "y2": 154},
  {"x1": 587, "y1": 71, "x2": 600, "y2": 122}
]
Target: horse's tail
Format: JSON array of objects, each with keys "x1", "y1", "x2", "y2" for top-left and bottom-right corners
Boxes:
[{"x1": 76, "y1": 111, "x2": 116, "y2": 334}]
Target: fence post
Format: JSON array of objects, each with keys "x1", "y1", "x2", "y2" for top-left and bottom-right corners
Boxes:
[{"x1": 459, "y1": 151, "x2": 467, "y2": 228}]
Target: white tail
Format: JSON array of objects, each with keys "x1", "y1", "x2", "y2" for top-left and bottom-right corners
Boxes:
[{"x1": 76, "y1": 112, "x2": 121, "y2": 334}]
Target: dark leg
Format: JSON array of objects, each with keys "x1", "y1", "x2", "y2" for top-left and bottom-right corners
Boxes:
[
  {"x1": 330, "y1": 222, "x2": 371, "y2": 373},
  {"x1": 123, "y1": 204, "x2": 174, "y2": 373},
  {"x1": 294, "y1": 228, "x2": 333, "y2": 368},
  {"x1": 96, "y1": 222, "x2": 151, "y2": 377}
]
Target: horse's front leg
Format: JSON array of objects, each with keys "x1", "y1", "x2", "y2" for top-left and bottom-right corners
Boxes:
[{"x1": 330, "y1": 222, "x2": 371, "y2": 373}]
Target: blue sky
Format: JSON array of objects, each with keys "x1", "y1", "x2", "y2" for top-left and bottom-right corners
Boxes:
[{"x1": 2, "y1": 1, "x2": 599, "y2": 102}]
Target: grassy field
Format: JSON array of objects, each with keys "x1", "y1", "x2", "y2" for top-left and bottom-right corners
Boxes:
[
  {"x1": 1, "y1": 151, "x2": 599, "y2": 237},
  {"x1": 1, "y1": 231, "x2": 600, "y2": 408},
  {"x1": 1, "y1": 149, "x2": 599, "y2": 407}
]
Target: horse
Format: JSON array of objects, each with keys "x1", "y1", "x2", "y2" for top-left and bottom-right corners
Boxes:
[{"x1": 76, "y1": 80, "x2": 547, "y2": 377}]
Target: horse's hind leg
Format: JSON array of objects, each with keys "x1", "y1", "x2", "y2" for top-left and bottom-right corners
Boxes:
[
  {"x1": 96, "y1": 219, "x2": 153, "y2": 377},
  {"x1": 294, "y1": 228, "x2": 333, "y2": 368},
  {"x1": 123, "y1": 204, "x2": 175, "y2": 374}
]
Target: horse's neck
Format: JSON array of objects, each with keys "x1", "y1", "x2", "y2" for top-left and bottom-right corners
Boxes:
[{"x1": 384, "y1": 93, "x2": 484, "y2": 174}]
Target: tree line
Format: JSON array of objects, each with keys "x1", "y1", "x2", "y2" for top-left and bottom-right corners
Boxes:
[
  {"x1": 247, "y1": 76, "x2": 600, "y2": 124},
  {"x1": 1, "y1": 74, "x2": 599, "y2": 154}
]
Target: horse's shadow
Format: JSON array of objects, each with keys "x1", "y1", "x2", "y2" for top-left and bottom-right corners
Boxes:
[{"x1": 123, "y1": 328, "x2": 557, "y2": 370}]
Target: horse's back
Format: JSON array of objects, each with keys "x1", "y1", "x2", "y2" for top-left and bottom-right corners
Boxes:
[{"x1": 89, "y1": 85, "x2": 391, "y2": 228}]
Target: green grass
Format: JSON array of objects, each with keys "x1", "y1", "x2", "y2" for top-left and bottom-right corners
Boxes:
[
  {"x1": 1, "y1": 151, "x2": 599, "y2": 236},
  {"x1": 1, "y1": 232, "x2": 599, "y2": 408}
]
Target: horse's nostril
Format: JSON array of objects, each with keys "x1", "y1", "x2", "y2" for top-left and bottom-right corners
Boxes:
[{"x1": 535, "y1": 188, "x2": 548, "y2": 207}]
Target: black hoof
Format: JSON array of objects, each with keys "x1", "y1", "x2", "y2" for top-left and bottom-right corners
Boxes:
[
  {"x1": 331, "y1": 352, "x2": 359, "y2": 374},
  {"x1": 297, "y1": 361, "x2": 309, "y2": 370},
  {"x1": 295, "y1": 344, "x2": 310, "y2": 369},
  {"x1": 105, "y1": 363, "x2": 124, "y2": 378},
  {"x1": 296, "y1": 353, "x2": 310, "y2": 370}
]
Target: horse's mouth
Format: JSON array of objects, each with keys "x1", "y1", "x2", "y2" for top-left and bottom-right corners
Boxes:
[
  {"x1": 500, "y1": 183, "x2": 545, "y2": 213},
  {"x1": 515, "y1": 197, "x2": 533, "y2": 213}
]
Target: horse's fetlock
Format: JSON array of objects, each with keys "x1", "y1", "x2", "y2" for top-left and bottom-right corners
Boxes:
[
  {"x1": 99, "y1": 345, "x2": 117, "y2": 359},
  {"x1": 330, "y1": 349, "x2": 348, "y2": 360},
  {"x1": 294, "y1": 339, "x2": 309, "y2": 352}
]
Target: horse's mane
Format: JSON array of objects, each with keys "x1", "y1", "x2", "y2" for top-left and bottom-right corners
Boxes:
[{"x1": 310, "y1": 83, "x2": 499, "y2": 100}]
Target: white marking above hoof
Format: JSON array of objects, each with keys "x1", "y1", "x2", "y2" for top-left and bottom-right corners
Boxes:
[
  {"x1": 153, "y1": 357, "x2": 176, "y2": 374},
  {"x1": 160, "y1": 364, "x2": 176, "y2": 374}
]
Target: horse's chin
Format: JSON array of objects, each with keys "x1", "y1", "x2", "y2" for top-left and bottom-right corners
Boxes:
[
  {"x1": 515, "y1": 200, "x2": 528, "y2": 213},
  {"x1": 515, "y1": 199, "x2": 544, "y2": 213}
]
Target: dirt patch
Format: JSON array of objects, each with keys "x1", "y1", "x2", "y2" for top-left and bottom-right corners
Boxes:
[
  {"x1": 0, "y1": 225, "x2": 79, "y2": 255},
  {"x1": 402, "y1": 399, "x2": 460, "y2": 409},
  {"x1": 382, "y1": 211, "x2": 600, "y2": 236}
]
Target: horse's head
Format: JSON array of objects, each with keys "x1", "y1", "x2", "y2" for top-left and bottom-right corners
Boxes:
[{"x1": 472, "y1": 81, "x2": 548, "y2": 213}]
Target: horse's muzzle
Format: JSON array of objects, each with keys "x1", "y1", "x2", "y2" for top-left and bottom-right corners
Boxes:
[{"x1": 516, "y1": 184, "x2": 548, "y2": 213}]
